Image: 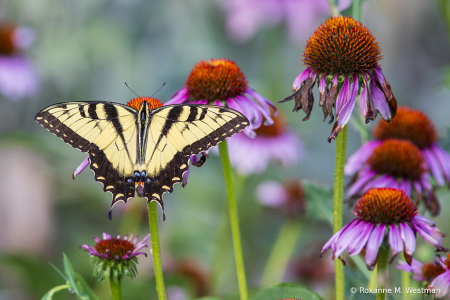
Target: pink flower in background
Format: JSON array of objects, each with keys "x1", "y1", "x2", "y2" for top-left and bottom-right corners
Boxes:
[
  {"x1": 345, "y1": 139, "x2": 441, "y2": 216},
  {"x1": 226, "y1": 111, "x2": 302, "y2": 174},
  {"x1": 256, "y1": 179, "x2": 306, "y2": 217},
  {"x1": 0, "y1": 23, "x2": 38, "y2": 100},
  {"x1": 397, "y1": 257, "x2": 445, "y2": 283},
  {"x1": 347, "y1": 107, "x2": 450, "y2": 189},
  {"x1": 222, "y1": 0, "x2": 352, "y2": 43},
  {"x1": 322, "y1": 188, "x2": 447, "y2": 270},
  {"x1": 166, "y1": 58, "x2": 276, "y2": 138}
]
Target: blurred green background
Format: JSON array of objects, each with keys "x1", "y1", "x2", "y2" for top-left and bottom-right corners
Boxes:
[{"x1": 1, "y1": 0, "x2": 450, "y2": 299}]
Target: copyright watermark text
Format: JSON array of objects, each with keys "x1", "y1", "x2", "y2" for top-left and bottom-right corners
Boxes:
[{"x1": 350, "y1": 287, "x2": 440, "y2": 294}]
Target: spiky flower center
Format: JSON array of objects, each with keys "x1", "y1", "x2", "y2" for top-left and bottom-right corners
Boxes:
[
  {"x1": 303, "y1": 16, "x2": 382, "y2": 74},
  {"x1": 95, "y1": 238, "x2": 135, "y2": 259},
  {"x1": 422, "y1": 262, "x2": 445, "y2": 282},
  {"x1": 373, "y1": 106, "x2": 437, "y2": 149},
  {"x1": 444, "y1": 254, "x2": 450, "y2": 269},
  {"x1": 127, "y1": 97, "x2": 163, "y2": 110},
  {"x1": 185, "y1": 59, "x2": 248, "y2": 103},
  {"x1": 353, "y1": 188, "x2": 417, "y2": 223},
  {"x1": 367, "y1": 139, "x2": 426, "y2": 180},
  {"x1": 0, "y1": 24, "x2": 16, "y2": 55},
  {"x1": 254, "y1": 112, "x2": 286, "y2": 137}
]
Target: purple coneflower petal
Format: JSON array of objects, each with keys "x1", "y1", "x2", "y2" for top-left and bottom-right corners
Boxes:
[
  {"x1": 413, "y1": 215, "x2": 435, "y2": 226},
  {"x1": 345, "y1": 141, "x2": 382, "y2": 175},
  {"x1": 166, "y1": 87, "x2": 189, "y2": 105},
  {"x1": 369, "y1": 74, "x2": 391, "y2": 121},
  {"x1": 292, "y1": 68, "x2": 310, "y2": 91},
  {"x1": 359, "y1": 78, "x2": 369, "y2": 118},
  {"x1": 334, "y1": 219, "x2": 363, "y2": 258},
  {"x1": 73, "y1": 156, "x2": 90, "y2": 179},
  {"x1": 245, "y1": 88, "x2": 277, "y2": 118},
  {"x1": 322, "y1": 222, "x2": 352, "y2": 255},
  {"x1": 365, "y1": 223, "x2": 386, "y2": 270},
  {"x1": 335, "y1": 75, "x2": 350, "y2": 115},
  {"x1": 347, "y1": 221, "x2": 374, "y2": 256},
  {"x1": 347, "y1": 167, "x2": 377, "y2": 198},
  {"x1": 430, "y1": 144, "x2": 450, "y2": 181},
  {"x1": 400, "y1": 222, "x2": 416, "y2": 261},
  {"x1": 94, "y1": 236, "x2": 100, "y2": 243},
  {"x1": 362, "y1": 173, "x2": 394, "y2": 191},
  {"x1": 399, "y1": 179, "x2": 411, "y2": 197},
  {"x1": 422, "y1": 148, "x2": 445, "y2": 186},
  {"x1": 397, "y1": 259, "x2": 426, "y2": 281},
  {"x1": 429, "y1": 270, "x2": 450, "y2": 298},
  {"x1": 413, "y1": 181, "x2": 422, "y2": 200},
  {"x1": 411, "y1": 218, "x2": 445, "y2": 250},
  {"x1": 388, "y1": 224, "x2": 403, "y2": 256},
  {"x1": 103, "y1": 233, "x2": 111, "y2": 240}
]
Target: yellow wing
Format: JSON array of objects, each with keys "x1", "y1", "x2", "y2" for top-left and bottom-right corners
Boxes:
[
  {"x1": 142, "y1": 104, "x2": 249, "y2": 206},
  {"x1": 35, "y1": 101, "x2": 139, "y2": 205}
]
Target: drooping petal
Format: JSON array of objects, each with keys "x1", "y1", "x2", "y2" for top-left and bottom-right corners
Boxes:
[
  {"x1": 292, "y1": 68, "x2": 311, "y2": 91},
  {"x1": 245, "y1": 88, "x2": 276, "y2": 122},
  {"x1": 335, "y1": 75, "x2": 350, "y2": 115},
  {"x1": 328, "y1": 75, "x2": 358, "y2": 142},
  {"x1": 411, "y1": 217, "x2": 446, "y2": 251},
  {"x1": 399, "y1": 179, "x2": 411, "y2": 197},
  {"x1": 373, "y1": 67, "x2": 397, "y2": 118},
  {"x1": 347, "y1": 167, "x2": 377, "y2": 198},
  {"x1": 429, "y1": 270, "x2": 450, "y2": 298},
  {"x1": 333, "y1": 219, "x2": 363, "y2": 258},
  {"x1": 388, "y1": 224, "x2": 403, "y2": 256},
  {"x1": 345, "y1": 141, "x2": 382, "y2": 175},
  {"x1": 422, "y1": 148, "x2": 445, "y2": 186},
  {"x1": 369, "y1": 73, "x2": 391, "y2": 121},
  {"x1": 400, "y1": 222, "x2": 416, "y2": 264},
  {"x1": 323, "y1": 74, "x2": 338, "y2": 123},
  {"x1": 348, "y1": 221, "x2": 375, "y2": 256},
  {"x1": 365, "y1": 223, "x2": 386, "y2": 270},
  {"x1": 73, "y1": 156, "x2": 90, "y2": 179},
  {"x1": 430, "y1": 144, "x2": 450, "y2": 181}
]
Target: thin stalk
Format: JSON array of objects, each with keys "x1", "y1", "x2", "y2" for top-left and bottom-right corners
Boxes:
[
  {"x1": 211, "y1": 174, "x2": 247, "y2": 293},
  {"x1": 147, "y1": 201, "x2": 167, "y2": 300},
  {"x1": 110, "y1": 277, "x2": 122, "y2": 300},
  {"x1": 260, "y1": 219, "x2": 302, "y2": 287},
  {"x1": 439, "y1": 0, "x2": 450, "y2": 39},
  {"x1": 218, "y1": 140, "x2": 248, "y2": 300},
  {"x1": 401, "y1": 257, "x2": 411, "y2": 300},
  {"x1": 376, "y1": 244, "x2": 390, "y2": 300},
  {"x1": 368, "y1": 266, "x2": 377, "y2": 290},
  {"x1": 333, "y1": 125, "x2": 347, "y2": 300},
  {"x1": 352, "y1": 0, "x2": 360, "y2": 22},
  {"x1": 328, "y1": 0, "x2": 340, "y2": 18}
]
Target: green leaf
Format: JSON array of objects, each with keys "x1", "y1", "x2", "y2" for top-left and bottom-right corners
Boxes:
[
  {"x1": 62, "y1": 253, "x2": 99, "y2": 300},
  {"x1": 41, "y1": 284, "x2": 71, "y2": 300},
  {"x1": 250, "y1": 282, "x2": 324, "y2": 300},
  {"x1": 303, "y1": 181, "x2": 333, "y2": 225}
]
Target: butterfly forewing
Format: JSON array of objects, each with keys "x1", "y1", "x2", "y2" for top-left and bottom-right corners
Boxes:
[{"x1": 142, "y1": 104, "x2": 249, "y2": 204}]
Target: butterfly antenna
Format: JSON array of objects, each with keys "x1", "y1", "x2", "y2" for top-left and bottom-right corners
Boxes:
[
  {"x1": 125, "y1": 82, "x2": 140, "y2": 97},
  {"x1": 151, "y1": 82, "x2": 166, "y2": 98}
]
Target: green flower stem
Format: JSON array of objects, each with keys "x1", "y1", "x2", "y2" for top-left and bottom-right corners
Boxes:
[
  {"x1": 218, "y1": 140, "x2": 248, "y2": 300},
  {"x1": 333, "y1": 125, "x2": 347, "y2": 300},
  {"x1": 147, "y1": 201, "x2": 167, "y2": 300},
  {"x1": 211, "y1": 174, "x2": 247, "y2": 293},
  {"x1": 401, "y1": 257, "x2": 411, "y2": 300},
  {"x1": 368, "y1": 266, "x2": 377, "y2": 289},
  {"x1": 439, "y1": 0, "x2": 450, "y2": 39},
  {"x1": 376, "y1": 244, "x2": 390, "y2": 300},
  {"x1": 352, "y1": 0, "x2": 360, "y2": 22},
  {"x1": 110, "y1": 277, "x2": 122, "y2": 300},
  {"x1": 260, "y1": 219, "x2": 302, "y2": 287}
]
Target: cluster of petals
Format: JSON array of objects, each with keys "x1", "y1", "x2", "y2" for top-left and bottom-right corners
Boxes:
[
  {"x1": 287, "y1": 67, "x2": 396, "y2": 142},
  {"x1": 345, "y1": 139, "x2": 440, "y2": 215},
  {"x1": 81, "y1": 232, "x2": 150, "y2": 261},
  {"x1": 397, "y1": 257, "x2": 445, "y2": 283},
  {"x1": 166, "y1": 86, "x2": 275, "y2": 138},
  {"x1": 221, "y1": 0, "x2": 351, "y2": 43},
  {"x1": 321, "y1": 189, "x2": 446, "y2": 270}
]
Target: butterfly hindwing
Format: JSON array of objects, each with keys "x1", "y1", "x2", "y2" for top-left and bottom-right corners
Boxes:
[
  {"x1": 143, "y1": 104, "x2": 249, "y2": 204},
  {"x1": 35, "y1": 101, "x2": 139, "y2": 204}
]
